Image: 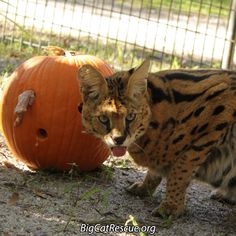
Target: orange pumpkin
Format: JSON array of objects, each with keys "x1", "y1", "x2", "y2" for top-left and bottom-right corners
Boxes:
[{"x1": 0, "y1": 47, "x2": 112, "y2": 171}]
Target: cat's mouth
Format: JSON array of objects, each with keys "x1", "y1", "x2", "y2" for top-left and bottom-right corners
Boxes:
[{"x1": 111, "y1": 146, "x2": 127, "y2": 157}]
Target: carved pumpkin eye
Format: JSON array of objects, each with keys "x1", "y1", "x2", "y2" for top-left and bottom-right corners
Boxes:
[
  {"x1": 126, "y1": 113, "x2": 136, "y2": 122},
  {"x1": 98, "y1": 115, "x2": 109, "y2": 124}
]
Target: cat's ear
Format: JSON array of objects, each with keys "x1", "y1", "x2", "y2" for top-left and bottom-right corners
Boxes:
[
  {"x1": 78, "y1": 65, "x2": 108, "y2": 102},
  {"x1": 126, "y1": 59, "x2": 150, "y2": 100}
]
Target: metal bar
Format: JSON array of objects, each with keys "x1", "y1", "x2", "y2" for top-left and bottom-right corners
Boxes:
[
  {"x1": 226, "y1": 0, "x2": 236, "y2": 69},
  {"x1": 0, "y1": 0, "x2": 235, "y2": 70}
]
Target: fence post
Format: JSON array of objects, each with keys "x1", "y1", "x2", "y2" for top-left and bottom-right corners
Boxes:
[{"x1": 225, "y1": 0, "x2": 236, "y2": 69}]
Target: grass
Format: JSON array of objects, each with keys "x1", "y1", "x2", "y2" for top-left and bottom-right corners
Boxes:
[
  {"x1": 0, "y1": 41, "x2": 39, "y2": 58},
  {"x1": 125, "y1": 215, "x2": 147, "y2": 236},
  {"x1": 0, "y1": 40, "x2": 47, "y2": 87},
  {"x1": 0, "y1": 40, "x2": 45, "y2": 82},
  {"x1": 116, "y1": 0, "x2": 232, "y2": 17},
  {"x1": 0, "y1": 30, "x2": 222, "y2": 81}
]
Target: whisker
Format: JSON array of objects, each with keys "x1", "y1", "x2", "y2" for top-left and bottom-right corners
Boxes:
[{"x1": 132, "y1": 142, "x2": 148, "y2": 157}]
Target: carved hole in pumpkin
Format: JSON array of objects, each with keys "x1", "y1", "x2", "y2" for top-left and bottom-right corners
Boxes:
[
  {"x1": 37, "y1": 128, "x2": 48, "y2": 139},
  {"x1": 78, "y1": 102, "x2": 83, "y2": 113}
]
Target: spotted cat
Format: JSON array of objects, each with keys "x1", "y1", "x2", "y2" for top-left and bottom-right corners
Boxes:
[{"x1": 78, "y1": 60, "x2": 236, "y2": 217}]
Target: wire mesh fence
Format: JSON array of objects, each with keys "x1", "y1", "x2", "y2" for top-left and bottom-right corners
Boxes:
[{"x1": 0, "y1": 0, "x2": 236, "y2": 70}]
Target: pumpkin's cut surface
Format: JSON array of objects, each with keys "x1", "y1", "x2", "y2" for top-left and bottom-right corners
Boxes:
[{"x1": 1, "y1": 51, "x2": 112, "y2": 171}]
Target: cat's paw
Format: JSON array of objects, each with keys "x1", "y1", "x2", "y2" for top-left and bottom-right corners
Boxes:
[
  {"x1": 151, "y1": 200, "x2": 185, "y2": 218},
  {"x1": 210, "y1": 189, "x2": 236, "y2": 205},
  {"x1": 126, "y1": 182, "x2": 150, "y2": 197}
]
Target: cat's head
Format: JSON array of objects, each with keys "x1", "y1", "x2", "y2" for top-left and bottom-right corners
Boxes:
[{"x1": 78, "y1": 60, "x2": 151, "y2": 157}]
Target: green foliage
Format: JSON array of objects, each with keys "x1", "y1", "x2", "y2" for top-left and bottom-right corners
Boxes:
[
  {"x1": 171, "y1": 56, "x2": 181, "y2": 69},
  {"x1": 157, "y1": 208, "x2": 173, "y2": 228},
  {"x1": 100, "y1": 165, "x2": 114, "y2": 180},
  {"x1": 99, "y1": 188, "x2": 112, "y2": 210},
  {"x1": 116, "y1": 0, "x2": 232, "y2": 16},
  {"x1": 78, "y1": 186, "x2": 101, "y2": 201},
  {"x1": 125, "y1": 215, "x2": 147, "y2": 236},
  {"x1": 0, "y1": 63, "x2": 14, "y2": 76},
  {"x1": 0, "y1": 41, "x2": 41, "y2": 60}
]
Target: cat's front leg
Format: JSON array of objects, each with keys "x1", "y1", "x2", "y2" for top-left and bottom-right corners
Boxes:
[
  {"x1": 127, "y1": 170, "x2": 162, "y2": 197},
  {"x1": 152, "y1": 149, "x2": 208, "y2": 218}
]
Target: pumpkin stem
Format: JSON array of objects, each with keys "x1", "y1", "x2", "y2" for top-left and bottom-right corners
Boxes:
[
  {"x1": 45, "y1": 46, "x2": 80, "y2": 57},
  {"x1": 14, "y1": 90, "x2": 35, "y2": 127},
  {"x1": 46, "y1": 46, "x2": 66, "y2": 56}
]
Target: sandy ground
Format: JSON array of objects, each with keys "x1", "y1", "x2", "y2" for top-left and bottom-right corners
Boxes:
[{"x1": 0, "y1": 133, "x2": 236, "y2": 236}]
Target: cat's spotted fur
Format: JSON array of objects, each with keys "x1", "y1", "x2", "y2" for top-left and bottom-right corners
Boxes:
[{"x1": 78, "y1": 60, "x2": 236, "y2": 217}]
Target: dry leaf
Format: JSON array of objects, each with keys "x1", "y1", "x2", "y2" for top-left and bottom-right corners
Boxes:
[
  {"x1": 32, "y1": 188, "x2": 47, "y2": 199},
  {"x1": 3, "y1": 161, "x2": 20, "y2": 171},
  {"x1": 8, "y1": 192, "x2": 19, "y2": 205}
]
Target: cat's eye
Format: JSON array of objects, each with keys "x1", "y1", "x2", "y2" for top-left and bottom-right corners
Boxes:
[
  {"x1": 98, "y1": 115, "x2": 109, "y2": 124},
  {"x1": 126, "y1": 113, "x2": 136, "y2": 122}
]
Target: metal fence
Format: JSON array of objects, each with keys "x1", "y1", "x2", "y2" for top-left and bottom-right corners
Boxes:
[{"x1": 0, "y1": 0, "x2": 236, "y2": 70}]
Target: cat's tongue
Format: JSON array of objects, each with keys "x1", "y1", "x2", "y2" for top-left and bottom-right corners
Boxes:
[{"x1": 111, "y1": 146, "x2": 127, "y2": 157}]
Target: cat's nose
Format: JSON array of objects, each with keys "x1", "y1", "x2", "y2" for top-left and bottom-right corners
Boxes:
[{"x1": 112, "y1": 135, "x2": 126, "y2": 145}]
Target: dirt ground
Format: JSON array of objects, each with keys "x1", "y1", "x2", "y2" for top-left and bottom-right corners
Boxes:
[
  {"x1": 0, "y1": 57, "x2": 236, "y2": 236},
  {"x1": 0, "y1": 133, "x2": 236, "y2": 236}
]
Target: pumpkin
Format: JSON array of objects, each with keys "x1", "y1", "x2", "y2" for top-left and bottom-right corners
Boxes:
[{"x1": 0, "y1": 47, "x2": 113, "y2": 171}]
